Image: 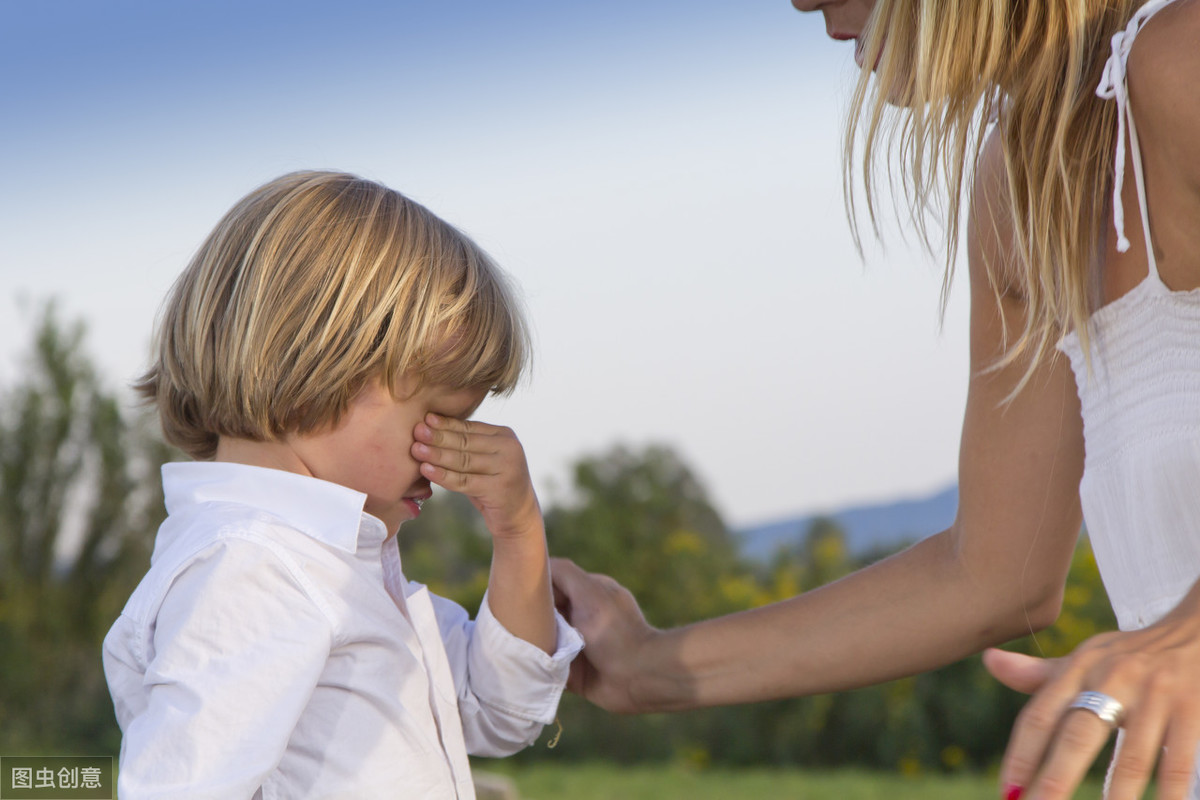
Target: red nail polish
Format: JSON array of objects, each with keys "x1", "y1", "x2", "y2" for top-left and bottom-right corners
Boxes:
[{"x1": 1003, "y1": 784, "x2": 1024, "y2": 800}]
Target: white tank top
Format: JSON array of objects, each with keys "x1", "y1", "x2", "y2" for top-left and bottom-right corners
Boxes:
[{"x1": 1058, "y1": 0, "x2": 1200, "y2": 633}]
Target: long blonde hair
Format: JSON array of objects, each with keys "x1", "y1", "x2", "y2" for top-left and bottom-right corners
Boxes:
[
  {"x1": 846, "y1": 0, "x2": 1137, "y2": 385},
  {"x1": 138, "y1": 171, "x2": 529, "y2": 460}
]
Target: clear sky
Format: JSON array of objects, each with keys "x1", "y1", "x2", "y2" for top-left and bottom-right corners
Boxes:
[{"x1": 0, "y1": 0, "x2": 969, "y2": 529}]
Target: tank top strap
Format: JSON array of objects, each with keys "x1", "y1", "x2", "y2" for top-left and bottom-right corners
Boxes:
[
  {"x1": 1125, "y1": 95, "x2": 1161, "y2": 283},
  {"x1": 1096, "y1": 0, "x2": 1180, "y2": 282}
]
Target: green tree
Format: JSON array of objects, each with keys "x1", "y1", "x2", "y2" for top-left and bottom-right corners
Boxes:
[
  {"x1": 525, "y1": 444, "x2": 767, "y2": 763},
  {"x1": 546, "y1": 444, "x2": 750, "y2": 628},
  {"x1": 0, "y1": 307, "x2": 171, "y2": 754}
]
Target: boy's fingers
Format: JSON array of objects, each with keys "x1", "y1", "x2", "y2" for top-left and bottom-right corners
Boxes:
[
  {"x1": 411, "y1": 441, "x2": 500, "y2": 475},
  {"x1": 420, "y1": 419, "x2": 518, "y2": 455},
  {"x1": 426, "y1": 414, "x2": 510, "y2": 438},
  {"x1": 420, "y1": 461, "x2": 477, "y2": 494},
  {"x1": 415, "y1": 421, "x2": 473, "y2": 451}
]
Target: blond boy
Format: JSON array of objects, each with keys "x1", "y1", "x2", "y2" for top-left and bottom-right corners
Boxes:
[{"x1": 103, "y1": 171, "x2": 582, "y2": 799}]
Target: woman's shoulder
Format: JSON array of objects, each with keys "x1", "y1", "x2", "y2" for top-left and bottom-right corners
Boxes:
[
  {"x1": 1128, "y1": 0, "x2": 1200, "y2": 71},
  {"x1": 1127, "y1": 0, "x2": 1200, "y2": 147}
]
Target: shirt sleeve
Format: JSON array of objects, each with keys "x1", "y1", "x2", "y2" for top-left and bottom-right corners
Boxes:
[
  {"x1": 114, "y1": 537, "x2": 333, "y2": 799},
  {"x1": 428, "y1": 590, "x2": 584, "y2": 757}
]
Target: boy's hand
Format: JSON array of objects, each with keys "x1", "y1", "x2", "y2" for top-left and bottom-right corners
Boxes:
[{"x1": 412, "y1": 414, "x2": 541, "y2": 540}]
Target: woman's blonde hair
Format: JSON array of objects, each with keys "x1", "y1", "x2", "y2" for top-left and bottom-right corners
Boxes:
[
  {"x1": 137, "y1": 170, "x2": 529, "y2": 460},
  {"x1": 847, "y1": 0, "x2": 1136, "y2": 387}
]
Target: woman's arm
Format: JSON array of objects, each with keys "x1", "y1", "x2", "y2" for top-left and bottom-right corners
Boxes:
[{"x1": 552, "y1": 130, "x2": 1086, "y2": 713}]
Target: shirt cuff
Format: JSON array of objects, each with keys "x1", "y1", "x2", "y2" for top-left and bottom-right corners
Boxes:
[{"x1": 469, "y1": 592, "x2": 585, "y2": 724}]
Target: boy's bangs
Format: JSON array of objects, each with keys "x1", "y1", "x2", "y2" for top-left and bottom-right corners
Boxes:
[{"x1": 419, "y1": 271, "x2": 528, "y2": 396}]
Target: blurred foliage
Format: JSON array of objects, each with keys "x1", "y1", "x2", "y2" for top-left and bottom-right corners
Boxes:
[
  {"x1": 3, "y1": 310, "x2": 1118, "y2": 775},
  {"x1": 398, "y1": 490, "x2": 493, "y2": 612},
  {"x1": 0, "y1": 306, "x2": 172, "y2": 755},
  {"x1": 544, "y1": 445, "x2": 754, "y2": 627}
]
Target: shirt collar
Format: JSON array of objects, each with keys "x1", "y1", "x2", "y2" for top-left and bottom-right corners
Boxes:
[{"x1": 162, "y1": 461, "x2": 386, "y2": 553}]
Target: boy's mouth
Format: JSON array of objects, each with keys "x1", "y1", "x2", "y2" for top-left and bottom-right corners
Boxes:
[{"x1": 403, "y1": 494, "x2": 429, "y2": 517}]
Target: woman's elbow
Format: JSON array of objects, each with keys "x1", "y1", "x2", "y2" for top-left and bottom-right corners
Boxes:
[
  {"x1": 980, "y1": 581, "x2": 1064, "y2": 642},
  {"x1": 1021, "y1": 587, "x2": 1064, "y2": 633}
]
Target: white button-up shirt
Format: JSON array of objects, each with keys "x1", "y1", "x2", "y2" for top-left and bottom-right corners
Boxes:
[{"x1": 103, "y1": 462, "x2": 583, "y2": 799}]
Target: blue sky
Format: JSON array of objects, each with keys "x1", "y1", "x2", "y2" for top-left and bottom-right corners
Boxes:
[{"x1": 0, "y1": 1, "x2": 969, "y2": 528}]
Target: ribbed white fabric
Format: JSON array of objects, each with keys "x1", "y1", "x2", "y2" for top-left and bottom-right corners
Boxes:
[{"x1": 1060, "y1": 0, "x2": 1200, "y2": 635}]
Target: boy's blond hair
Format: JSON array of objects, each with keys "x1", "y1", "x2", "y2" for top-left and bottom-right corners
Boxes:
[{"x1": 138, "y1": 170, "x2": 529, "y2": 460}]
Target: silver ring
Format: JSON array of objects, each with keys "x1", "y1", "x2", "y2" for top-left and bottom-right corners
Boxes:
[{"x1": 1068, "y1": 691, "x2": 1125, "y2": 728}]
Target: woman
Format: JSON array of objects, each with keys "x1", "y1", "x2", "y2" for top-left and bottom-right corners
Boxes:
[{"x1": 551, "y1": 1, "x2": 1200, "y2": 799}]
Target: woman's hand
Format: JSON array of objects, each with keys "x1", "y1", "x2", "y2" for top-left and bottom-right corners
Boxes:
[
  {"x1": 985, "y1": 588, "x2": 1200, "y2": 800},
  {"x1": 413, "y1": 414, "x2": 541, "y2": 541},
  {"x1": 550, "y1": 557, "x2": 661, "y2": 714}
]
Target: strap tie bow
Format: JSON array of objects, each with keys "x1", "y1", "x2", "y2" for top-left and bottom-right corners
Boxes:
[{"x1": 1095, "y1": 0, "x2": 1176, "y2": 253}]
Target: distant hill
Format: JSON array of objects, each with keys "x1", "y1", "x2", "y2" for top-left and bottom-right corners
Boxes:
[{"x1": 736, "y1": 484, "x2": 958, "y2": 562}]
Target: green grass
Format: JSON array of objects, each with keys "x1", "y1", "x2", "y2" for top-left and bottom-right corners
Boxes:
[
  {"x1": 479, "y1": 763, "x2": 1111, "y2": 800},
  {"x1": 110, "y1": 760, "x2": 1118, "y2": 799}
]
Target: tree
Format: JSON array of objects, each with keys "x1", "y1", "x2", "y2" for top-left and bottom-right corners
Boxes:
[
  {"x1": 0, "y1": 306, "x2": 172, "y2": 754},
  {"x1": 546, "y1": 444, "x2": 752, "y2": 627}
]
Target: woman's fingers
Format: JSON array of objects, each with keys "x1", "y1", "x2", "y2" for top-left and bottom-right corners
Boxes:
[
  {"x1": 549, "y1": 557, "x2": 654, "y2": 713},
  {"x1": 1105, "y1": 681, "x2": 1167, "y2": 800},
  {"x1": 983, "y1": 648, "x2": 1057, "y2": 694},
  {"x1": 550, "y1": 558, "x2": 589, "y2": 605},
  {"x1": 1156, "y1": 709, "x2": 1200, "y2": 800},
  {"x1": 994, "y1": 613, "x2": 1200, "y2": 800},
  {"x1": 985, "y1": 649, "x2": 1074, "y2": 795},
  {"x1": 550, "y1": 557, "x2": 615, "y2": 633},
  {"x1": 1000, "y1": 671, "x2": 1089, "y2": 795},
  {"x1": 1026, "y1": 710, "x2": 1117, "y2": 799},
  {"x1": 551, "y1": 558, "x2": 605, "y2": 697}
]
